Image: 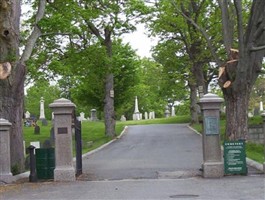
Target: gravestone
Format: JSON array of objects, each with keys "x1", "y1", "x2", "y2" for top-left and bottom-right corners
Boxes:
[
  {"x1": 42, "y1": 119, "x2": 48, "y2": 126},
  {"x1": 144, "y1": 112, "x2": 148, "y2": 120},
  {"x1": 133, "y1": 96, "x2": 140, "y2": 120},
  {"x1": 49, "y1": 98, "x2": 76, "y2": 182},
  {"x1": 149, "y1": 111, "x2": 155, "y2": 119},
  {"x1": 164, "y1": 106, "x2": 170, "y2": 118},
  {"x1": 25, "y1": 111, "x2": 30, "y2": 119},
  {"x1": 79, "y1": 112, "x2": 86, "y2": 121},
  {"x1": 171, "y1": 106, "x2": 176, "y2": 116},
  {"x1": 30, "y1": 141, "x2": 40, "y2": 149},
  {"x1": 39, "y1": 97, "x2": 46, "y2": 120},
  {"x1": 120, "y1": 115, "x2": 126, "y2": 121},
  {"x1": 260, "y1": 101, "x2": 264, "y2": 112},
  {"x1": 34, "y1": 125, "x2": 40, "y2": 134},
  {"x1": 90, "y1": 109, "x2": 97, "y2": 121},
  {"x1": 0, "y1": 118, "x2": 14, "y2": 183}
]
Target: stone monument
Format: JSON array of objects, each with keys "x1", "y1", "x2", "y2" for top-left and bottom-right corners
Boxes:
[
  {"x1": 39, "y1": 97, "x2": 45, "y2": 119},
  {"x1": 25, "y1": 111, "x2": 30, "y2": 119},
  {"x1": 49, "y1": 98, "x2": 76, "y2": 182},
  {"x1": 198, "y1": 93, "x2": 224, "y2": 178},
  {"x1": 0, "y1": 118, "x2": 14, "y2": 183},
  {"x1": 171, "y1": 106, "x2": 176, "y2": 116},
  {"x1": 164, "y1": 106, "x2": 170, "y2": 118},
  {"x1": 144, "y1": 112, "x2": 148, "y2": 120},
  {"x1": 79, "y1": 112, "x2": 86, "y2": 121},
  {"x1": 39, "y1": 97, "x2": 48, "y2": 126},
  {"x1": 133, "y1": 96, "x2": 140, "y2": 120},
  {"x1": 90, "y1": 109, "x2": 97, "y2": 121},
  {"x1": 260, "y1": 101, "x2": 264, "y2": 112},
  {"x1": 120, "y1": 115, "x2": 126, "y2": 121}
]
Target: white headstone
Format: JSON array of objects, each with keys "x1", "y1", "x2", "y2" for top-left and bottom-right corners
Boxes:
[
  {"x1": 171, "y1": 106, "x2": 176, "y2": 116},
  {"x1": 30, "y1": 141, "x2": 40, "y2": 149},
  {"x1": 25, "y1": 111, "x2": 30, "y2": 119},
  {"x1": 80, "y1": 112, "x2": 86, "y2": 121},
  {"x1": 260, "y1": 101, "x2": 263, "y2": 112},
  {"x1": 144, "y1": 112, "x2": 148, "y2": 120},
  {"x1": 120, "y1": 115, "x2": 126, "y2": 121},
  {"x1": 39, "y1": 97, "x2": 46, "y2": 119},
  {"x1": 30, "y1": 141, "x2": 40, "y2": 154}
]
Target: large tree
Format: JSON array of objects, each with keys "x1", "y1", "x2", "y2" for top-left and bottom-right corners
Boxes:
[
  {"x1": 217, "y1": 0, "x2": 265, "y2": 140},
  {"x1": 148, "y1": 0, "x2": 220, "y2": 123},
  {"x1": 0, "y1": 0, "x2": 50, "y2": 172},
  {"x1": 168, "y1": 0, "x2": 265, "y2": 140}
]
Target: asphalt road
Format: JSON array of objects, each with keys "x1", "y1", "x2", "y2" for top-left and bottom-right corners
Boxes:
[
  {"x1": 1, "y1": 124, "x2": 264, "y2": 200},
  {"x1": 82, "y1": 124, "x2": 203, "y2": 181}
]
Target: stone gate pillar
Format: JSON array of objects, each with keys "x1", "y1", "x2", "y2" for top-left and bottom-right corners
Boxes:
[
  {"x1": 260, "y1": 112, "x2": 265, "y2": 173},
  {"x1": 49, "y1": 98, "x2": 76, "y2": 181},
  {"x1": 0, "y1": 118, "x2": 14, "y2": 183},
  {"x1": 199, "y1": 93, "x2": 224, "y2": 178}
]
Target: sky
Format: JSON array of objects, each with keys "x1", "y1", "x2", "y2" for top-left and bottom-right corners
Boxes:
[{"x1": 122, "y1": 24, "x2": 158, "y2": 58}]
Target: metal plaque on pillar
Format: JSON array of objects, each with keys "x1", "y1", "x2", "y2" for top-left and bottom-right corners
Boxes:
[{"x1": 204, "y1": 116, "x2": 219, "y2": 135}]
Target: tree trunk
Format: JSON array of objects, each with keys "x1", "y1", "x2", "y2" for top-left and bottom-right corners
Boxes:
[
  {"x1": 189, "y1": 81, "x2": 199, "y2": 124},
  {"x1": 223, "y1": 89, "x2": 249, "y2": 141},
  {"x1": 104, "y1": 73, "x2": 116, "y2": 137},
  {"x1": 0, "y1": 0, "x2": 25, "y2": 172},
  {"x1": 104, "y1": 32, "x2": 116, "y2": 137}
]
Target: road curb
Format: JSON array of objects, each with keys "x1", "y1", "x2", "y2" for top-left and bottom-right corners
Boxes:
[
  {"x1": 187, "y1": 125, "x2": 264, "y2": 173},
  {"x1": 81, "y1": 126, "x2": 128, "y2": 158}
]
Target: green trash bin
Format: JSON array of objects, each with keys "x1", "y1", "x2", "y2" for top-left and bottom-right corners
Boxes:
[{"x1": 36, "y1": 148, "x2": 55, "y2": 179}]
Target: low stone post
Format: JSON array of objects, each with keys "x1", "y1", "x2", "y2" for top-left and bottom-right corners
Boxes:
[
  {"x1": 49, "y1": 98, "x2": 76, "y2": 181},
  {"x1": 28, "y1": 145, "x2": 37, "y2": 182},
  {"x1": 0, "y1": 118, "x2": 14, "y2": 183},
  {"x1": 198, "y1": 93, "x2": 224, "y2": 178},
  {"x1": 260, "y1": 112, "x2": 265, "y2": 173}
]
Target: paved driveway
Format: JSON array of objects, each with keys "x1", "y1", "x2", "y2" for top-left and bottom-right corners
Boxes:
[{"x1": 82, "y1": 124, "x2": 203, "y2": 180}]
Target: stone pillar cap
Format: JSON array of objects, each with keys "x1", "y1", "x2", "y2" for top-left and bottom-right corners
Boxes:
[
  {"x1": 49, "y1": 98, "x2": 76, "y2": 108},
  {"x1": 0, "y1": 118, "x2": 12, "y2": 126},
  {"x1": 199, "y1": 93, "x2": 224, "y2": 104}
]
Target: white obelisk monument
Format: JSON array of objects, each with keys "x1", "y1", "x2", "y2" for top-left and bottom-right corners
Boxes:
[
  {"x1": 39, "y1": 97, "x2": 46, "y2": 120},
  {"x1": 133, "y1": 96, "x2": 140, "y2": 120}
]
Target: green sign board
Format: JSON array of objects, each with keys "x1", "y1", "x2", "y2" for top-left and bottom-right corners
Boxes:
[{"x1": 224, "y1": 141, "x2": 247, "y2": 175}]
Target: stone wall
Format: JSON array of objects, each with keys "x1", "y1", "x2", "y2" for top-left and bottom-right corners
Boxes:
[{"x1": 248, "y1": 125, "x2": 264, "y2": 144}]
